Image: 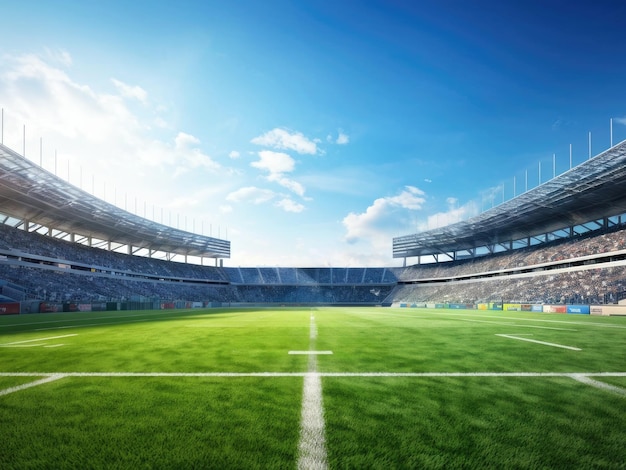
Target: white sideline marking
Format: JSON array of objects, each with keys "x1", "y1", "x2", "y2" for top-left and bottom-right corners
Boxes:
[
  {"x1": 0, "y1": 333, "x2": 78, "y2": 346},
  {"x1": 0, "y1": 374, "x2": 65, "y2": 397},
  {"x1": 297, "y1": 313, "x2": 328, "y2": 469},
  {"x1": 427, "y1": 311, "x2": 626, "y2": 329},
  {"x1": 289, "y1": 351, "x2": 333, "y2": 355},
  {"x1": 571, "y1": 374, "x2": 626, "y2": 396},
  {"x1": 495, "y1": 334, "x2": 581, "y2": 351},
  {"x1": 458, "y1": 318, "x2": 576, "y2": 331}
]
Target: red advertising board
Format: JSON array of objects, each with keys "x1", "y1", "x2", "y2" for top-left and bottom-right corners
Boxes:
[{"x1": 0, "y1": 302, "x2": 20, "y2": 315}]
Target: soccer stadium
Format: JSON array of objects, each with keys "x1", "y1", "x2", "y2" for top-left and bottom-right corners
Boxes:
[{"x1": 2, "y1": 136, "x2": 626, "y2": 468}]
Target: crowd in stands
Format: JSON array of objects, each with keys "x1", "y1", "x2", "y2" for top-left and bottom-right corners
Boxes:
[
  {"x1": 0, "y1": 225, "x2": 393, "y2": 304},
  {"x1": 389, "y1": 228, "x2": 626, "y2": 305},
  {"x1": 227, "y1": 267, "x2": 396, "y2": 286},
  {"x1": 0, "y1": 224, "x2": 228, "y2": 282},
  {"x1": 390, "y1": 266, "x2": 626, "y2": 305},
  {"x1": 2, "y1": 222, "x2": 626, "y2": 306},
  {"x1": 393, "y1": 229, "x2": 626, "y2": 282}
]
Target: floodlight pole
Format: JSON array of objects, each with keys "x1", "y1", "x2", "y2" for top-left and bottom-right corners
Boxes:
[
  {"x1": 525, "y1": 170, "x2": 528, "y2": 193},
  {"x1": 569, "y1": 144, "x2": 572, "y2": 169},
  {"x1": 610, "y1": 118, "x2": 613, "y2": 147}
]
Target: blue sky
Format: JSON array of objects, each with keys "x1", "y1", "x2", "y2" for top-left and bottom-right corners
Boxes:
[{"x1": 1, "y1": 1, "x2": 625, "y2": 267}]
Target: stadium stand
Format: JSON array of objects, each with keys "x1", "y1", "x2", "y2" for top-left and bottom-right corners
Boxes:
[{"x1": 2, "y1": 138, "x2": 626, "y2": 312}]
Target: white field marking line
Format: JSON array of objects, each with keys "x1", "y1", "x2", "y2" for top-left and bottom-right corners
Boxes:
[
  {"x1": 297, "y1": 313, "x2": 328, "y2": 470},
  {"x1": 0, "y1": 310, "x2": 186, "y2": 329},
  {"x1": 456, "y1": 318, "x2": 576, "y2": 331},
  {"x1": 289, "y1": 351, "x2": 333, "y2": 355},
  {"x1": 35, "y1": 319, "x2": 152, "y2": 331},
  {"x1": 0, "y1": 334, "x2": 77, "y2": 346},
  {"x1": 495, "y1": 334, "x2": 581, "y2": 351},
  {"x1": 34, "y1": 310, "x2": 262, "y2": 332},
  {"x1": 44, "y1": 344, "x2": 65, "y2": 348},
  {"x1": 571, "y1": 374, "x2": 626, "y2": 396},
  {"x1": 1, "y1": 372, "x2": 626, "y2": 378},
  {"x1": 0, "y1": 374, "x2": 65, "y2": 397},
  {"x1": 425, "y1": 311, "x2": 626, "y2": 329}
]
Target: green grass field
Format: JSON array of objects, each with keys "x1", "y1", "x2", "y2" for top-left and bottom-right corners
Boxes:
[{"x1": 1, "y1": 307, "x2": 626, "y2": 469}]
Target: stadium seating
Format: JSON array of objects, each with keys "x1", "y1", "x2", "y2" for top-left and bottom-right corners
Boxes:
[{"x1": 2, "y1": 221, "x2": 626, "y2": 307}]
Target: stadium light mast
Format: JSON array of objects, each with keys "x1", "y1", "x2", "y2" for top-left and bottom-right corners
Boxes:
[
  {"x1": 610, "y1": 118, "x2": 613, "y2": 147},
  {"x1": 569, "y1": 144, "x2": 573, "y2": 169},
  {"x1": 525, "y1": 170, "x2": 528, "y2": 193}
]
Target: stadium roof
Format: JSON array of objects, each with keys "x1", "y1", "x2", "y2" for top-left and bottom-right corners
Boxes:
[
  {"x1": 394, "y1": 140, "x2": 626, "y2": 261},
  {"x1": 0, "y1": 143, "x2": 230, "y2": 259}
]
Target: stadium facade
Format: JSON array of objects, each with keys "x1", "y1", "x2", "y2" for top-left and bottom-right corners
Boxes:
[{"x1": 2, "y1": 139, "x2": 626, "y2": 313}]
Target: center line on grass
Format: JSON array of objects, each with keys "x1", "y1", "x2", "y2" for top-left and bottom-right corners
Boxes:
[
  {"x1": 297, "y1": 313, "x2": 328, "y2": 470},
  {"x1": 495, "y1": 334, "x2": 581, "y2": 351}
]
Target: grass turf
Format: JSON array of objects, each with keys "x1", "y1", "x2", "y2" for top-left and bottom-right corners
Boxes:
[{"x1": 1, "y1": 307, "x2": 626, "y2": 468}]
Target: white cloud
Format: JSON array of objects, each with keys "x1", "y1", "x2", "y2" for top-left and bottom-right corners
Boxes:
[
  {"x1": 251, "y1": 150, "x2": 295, "y2": 175},
  {"x1": 614, "y1": 117, "x2": 626, "y2": 126},
  {"x1": 111, "y1": 78, "x2": 148, "y2": 103},
  {"x1": 164, "y1": 132, "x2": 220, "y2": 177},
  {"x1": 228, "y1": 150, "x2": 240, "y2": 159},
  {"x1": 417, "y1": 200, "x2": 479, "y2": 231},
  {"x1": 342, "y1": 186, "x2": 426, "y2": 244},
  {"x1": 251, "y1": 151, "x2": 307, "y2": 198},
  {"x1": 276, "y1": 198, "x2": 305, "y2": 213},
  {"x1": 45, "y1": 48, "x2": 73, "y2": 67},
  {"x1": 251, "y1": 128, "x2": 317, "y2": 154},
  {"x1": 175, "y1": 132, "x2": 200, "y2": 148},
  {"x1": 226, "y1": 186, "x2": 275, "y2": 204},
  {"x1": 268, "y1": 174, "x2": 306, "y2": 197},
  {"x1": 336, "y1": 131, "x2": 349, "y2": 145}
]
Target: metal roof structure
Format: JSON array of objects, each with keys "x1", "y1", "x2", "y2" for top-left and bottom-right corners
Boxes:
[
  {"x1": 393, "y1": 140, "x2": 626, "y2": 263},
  {"x1": 0, "y1": 143, "x2": 230, "y2": 260}
]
